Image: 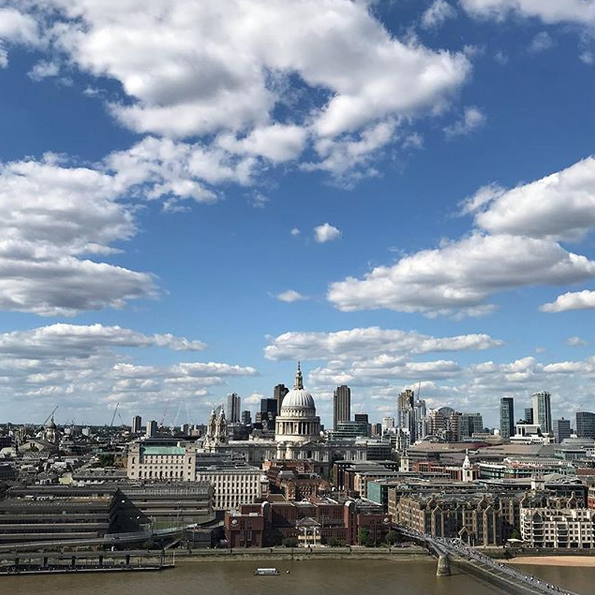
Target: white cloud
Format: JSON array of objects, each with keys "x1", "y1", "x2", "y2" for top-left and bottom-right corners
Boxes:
[
  {"x1": 290, "y1": 228, "x2": 301, "y2": 237},
  {"x1": 0, "y1": 323, "x2": 257, "y2": 423},
  {"x1": 528, "y1": 31, "x2": 555, "y2": 53},
  {"x1": 473, "y1": 157, "x2": 595, "y2": 241},
  {"x1": 0, "y1": 155, "x2": 157, "y2": 315},
  {"x1": 275, "y1": 290, "x2": 308, "y2": 303},
  {"x1": 460, "y1": 0, "x2": 595, "y2": 27},
  {"x1": 0, "y1": 8, "x2": 39, "y2": 67},
  {"x1": 264, "y1": 327, "x2": 503, "y2": 361},
  {"x1": 13, "y1": 0, "x2": 471, "y2": 179},
  {"x1": 566, "y1": 336, "x2": 588, "y2": 347},
  {"x1": 314, "y1": 222, "x2": 342, "y2": 243},
  {"x1": 28, "y1": 60, "x2": 60, "y2": 81},
  {"x1": 421, "y1": 0, "x2": 457, "y2": 29},
  {"x1": 329, "y1": 156, "x2": 595, "y2": 317},
  {"x1": 540, "y1": 289, "x2": 595, "y2": 312},
  {"x1": 328, "y1": 233, "x2": 595, "y2": 316},
  {"x1": 444, "y1": 105, "x2": 486, "y2": 138}
]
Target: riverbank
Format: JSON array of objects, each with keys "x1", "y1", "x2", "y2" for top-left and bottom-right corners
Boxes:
[
  {"x1": 507, "y1": 556, "x2": 595, "y2": 567},
  {"x1": 172, "y1": 545, "x2": 431, "y2": 562}
]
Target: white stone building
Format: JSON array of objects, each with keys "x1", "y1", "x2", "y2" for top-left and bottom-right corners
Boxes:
[{"x1": 520, "y1": 508, "x2": 595, "y2": 549}]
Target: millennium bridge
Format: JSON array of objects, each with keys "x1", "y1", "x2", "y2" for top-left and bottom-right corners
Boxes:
[{"x1": 399, "y1": 528, "x2": 581, "y2": 595}]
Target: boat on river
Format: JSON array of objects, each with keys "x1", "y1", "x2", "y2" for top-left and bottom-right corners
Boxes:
[{"x1": 254, "y1": 568, "x2": 280, "y2": 576}]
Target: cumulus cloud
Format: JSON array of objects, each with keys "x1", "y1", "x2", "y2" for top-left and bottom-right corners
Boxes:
[
  {"x1": 314, "y1": 223, "x2": 341, "y2": 243},
  {"x1": 264, "y1": 327, "x2": 503, "y2": 361},
  {"x1": 460, "y1": 0, "x2": 595, "y2": 27},
  {"x1": 421, "y1": 0, "x2": 457, "y2": 29},
  {"x1": 540, "y1": 289, "x2": 595, "y2": 312},
  {"x1": 329, "y1": 157, "x2": 595, "y2": 317},
  {"x1": 566, "y1": 336, "x2": 588, "y2": 347},
  {"x1": 10, "y1": 0, "x2": 471, "y2": 179},
  {"x1": 0, "y1": 323, "x2": 256, "y2": 424},
  {"x1": 472, "y1": 157, "x2": 595, "y2": 241},
  {"x1": 529, "y1": 31, "x2": 555, "y2": 53},
  {"x1": 328, "y1": 234, "x2": 595, "y2": 316},
  {"x1": 275, "y1": 290, "x2": 308, "y2": 303},
  {"x1": 0, "y1": 155, "x2": 158, "y2": 315},
  {"x1": 444, "y1": 106, "x2": 486, "y2": 138}
]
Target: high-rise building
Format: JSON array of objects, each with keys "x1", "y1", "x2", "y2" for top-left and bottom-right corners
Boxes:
[
  {"x1": 532, "y1": 391, "x2": 552, "y2": 434},
  {"x1": 460, "y1": 413, "x2": 483, "y2": 438},
  {"x1": 227, "y1": 393, "x2": 241, "y2": 423},
  {"x1": 353, "y1": 412, "x2": 369, "y2": 436},
  {"x1": 553, "y1": 418, "x2": 571, "y2": 443},
  {"x1": 382, "y1": 416, "x2": 395, "y2": 433},
  {"x1": 131, "y1": 415, "x2": 142, "y2": 434},
  {"x1": 576, "y1": 411, "x2": 595, "y2": 439},
  {"x1": 413, "y1": 398, "x2": 427, "y2": 442},
  {"x1": 397, "y1": 389, "x2": 415, "y2": 439},
  {"x1": 524, "y1": 408, "x2": 534, "y2": 424},
  {"x1": 500, "y1": 397, "x2": 514, "y2": 440},
  {"x1": 333, "y1": 385, "x2": 351, "y2": 430},
  {"x1": 241, "y1": 410, "x2": 252, "y2": 425},
  {"x1": 260, "y1": 398, "x2": 278, "y2": 430},
  {"x1": 274, "y1": 384, "x2": 289, "y2": 415},
  {"x1": 146, "y1": 420, "x2": 158, "y2": 438}
]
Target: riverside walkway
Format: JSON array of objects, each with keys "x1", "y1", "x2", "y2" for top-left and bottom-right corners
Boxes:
[{"x1": 399, "y1": 529, "x2": 581, "y2": 595}]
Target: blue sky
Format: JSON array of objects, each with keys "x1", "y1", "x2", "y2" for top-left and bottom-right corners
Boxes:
[{"x1": 0, "y1": 0, "x2": 594, "y2": 428}]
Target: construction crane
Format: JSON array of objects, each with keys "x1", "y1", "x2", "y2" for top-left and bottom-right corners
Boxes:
[
  {"x1": 159, "y1": 400, "x2": 171, "y2": 429},
  {"x1": 171, "y1": 401, "x2": 184, "y2": 432},
  {"x1": 41, "y1": 405, "x2": 59, "y2": 429},
  {"x1": 109, "y1": 403, "x2": 120, "y2": 428}
]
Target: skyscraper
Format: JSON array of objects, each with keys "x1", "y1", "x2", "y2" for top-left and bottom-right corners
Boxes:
[
  {"x1": 500, "y1": 397, "x2": 514, "y2": 440},
  {"x1": 524, "y1": 408, "x2": 534, "y2": 424},
  {"x1": 553, "y1": 418, "x2": 571, "y2": 443},
  {"x1": 131, "y1": 415, "x2": 142, "y2": 434},
  {"x1": 532, "y1": 391, "x2": 552, "y2": 434},
  {"x1": 333, "y1": 385, "x2": 351, "y2": 430},
  {"x1": 227, "y1": 393, "x2": 241, "y2": 423},
  {"x1": 274, "y1": 384, "x2": 289, "y2": 415},
  {"x1": 241, "y1": 410, "x2": 252, "y2": 425},
  {"x1": 576, "y1": 411, "x2": 595, "y2": 439},
  {"x1": 397, "y1": 389, "x2": 415, "y2": 440},
  {"x1": 460, "y1": 412, "x2": 483, "y2": 438},
  {"x1": 260, "y1": 398, "x2": 277, "y2": 430},
  {"x1": 146, "y1": 420, "x2": 157, "y2": 438}
]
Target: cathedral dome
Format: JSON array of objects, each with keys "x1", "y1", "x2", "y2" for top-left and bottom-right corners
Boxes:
[
  {"x1": 281, "y1": 388, "x2": 315, "y2": 410},
  {"x1": 280, "y1": 363, "x2": 315, "y2": 412}
]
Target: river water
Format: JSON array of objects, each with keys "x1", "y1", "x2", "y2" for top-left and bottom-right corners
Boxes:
[{"x1": 1, "y1": 559, "x2": 593, "y2": 595}]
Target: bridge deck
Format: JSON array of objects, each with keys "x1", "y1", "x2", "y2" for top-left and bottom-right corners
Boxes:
[{"x1": 399, "y1": 529, "x2": 581, "y2": 595}]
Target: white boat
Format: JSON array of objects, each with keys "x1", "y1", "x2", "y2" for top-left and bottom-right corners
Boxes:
[{"x1": 254, "y1": 568, "x2": 280, "y2": 576}]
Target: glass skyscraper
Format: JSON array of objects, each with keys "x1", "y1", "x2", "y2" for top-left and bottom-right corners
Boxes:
[{"x1": 500, "y1": 397, "x2": 514, "y2": 440}]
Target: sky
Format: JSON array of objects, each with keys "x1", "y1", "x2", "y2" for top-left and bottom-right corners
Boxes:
[{"x1": 0, "y1": 0, "x2": 594, "y2": 428}]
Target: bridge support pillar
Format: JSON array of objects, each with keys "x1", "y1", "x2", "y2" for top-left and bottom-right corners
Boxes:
[{"x1": 436, "y1": 554, "x2": 451, "y2": 577}]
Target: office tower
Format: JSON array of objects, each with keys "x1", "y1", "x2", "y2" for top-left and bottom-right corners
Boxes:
[
  {"x1": 333, "y1": 385, "x2": 351, "y2": 430},
  {"x1": 532, "y1": 391, "x2": 552, "y2": 433},
  {"x1": 576, "y1": 411, "x2": 595, "y2": 439},
  {"x1": 524, "y1": 408, "x2": 534, "y2": 424},
  {"x1": 131, "y1": 415, "x2": 142, "y2": 434},
  {"x1": 274, "y1": 384, "x2": 289, "y2": 414},
  {"x1": 146, "y1": 420, "x2": 157, "y2": 438},
  {"x1": 260, "y1": 398, "x2": 278, "y2": 429},
  {"x1": 397, "y1": 389, "x2": 416, "y2": 439},
  {"x1": 413, "y1": 398, "x2": 427, "y2": 442},
  {"x1": 553, "y1": 418, "x2": 571, "y2": 443},
  {"x1": 354, "y1": 413, "x2": 370, "y2": 437},
  {"x1": 181, "y1": 423, "x2": 190, "y2": 435},
  {"x1": 500, "y1": 397, "x2": 514, "y2": 440},
  {"x1": 382, "y1": 416, "x2": 395, "y2": 433},
  {"x1": 371, "y1": 422, "x2": 383, "y2": 437},
  {"x1": 241, "y1": 410, "x2": 252, "y2": 425},
  {"x1": 227, "y1": 393, "x2": 241, "y2": 423},
  {"x1": 460, "y1": 413, "x2": 483, "y2": 438}
]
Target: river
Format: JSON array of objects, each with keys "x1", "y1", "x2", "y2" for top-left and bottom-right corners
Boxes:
[{"x1": 1, "y1": 559, "x2": 593, "y2": 595}]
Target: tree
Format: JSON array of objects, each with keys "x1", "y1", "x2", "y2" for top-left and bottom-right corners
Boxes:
[
  {"x1": 282, "y1": 537, "x2": 299, "y2": 548},
  {"x1": 386, "y1": 530, "x2": 399, "y2": 545},
  {"x1": 357, "y1": 528, "x2": 370, "y2": 546}
]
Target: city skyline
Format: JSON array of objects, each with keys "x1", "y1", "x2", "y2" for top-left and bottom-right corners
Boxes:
[{"x1": 0, "y1": 1, "x2": 594, "y2": 426}]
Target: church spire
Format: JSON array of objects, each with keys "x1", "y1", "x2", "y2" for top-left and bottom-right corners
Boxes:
[{"x1": 294, "y1": 361, "x2": 304, "y2": 390}]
